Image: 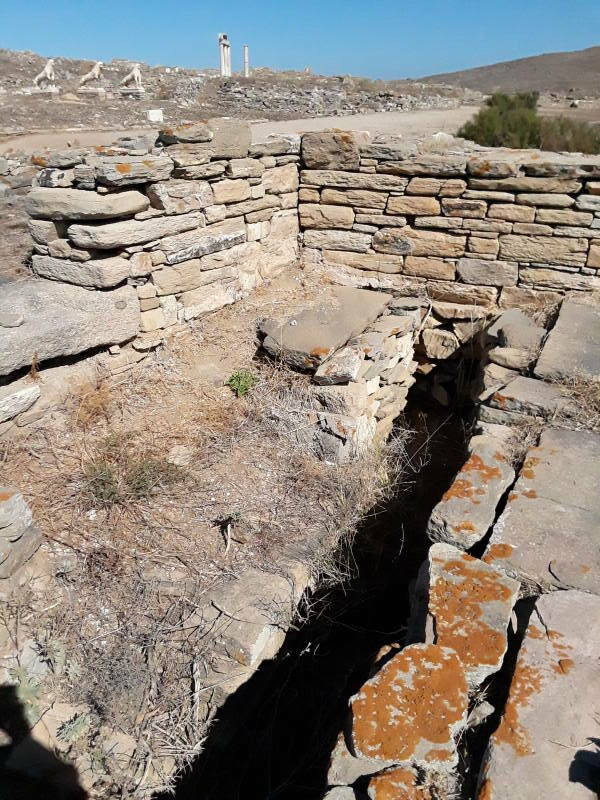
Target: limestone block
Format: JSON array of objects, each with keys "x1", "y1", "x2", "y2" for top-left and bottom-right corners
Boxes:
[
  {"x1": 147, "y1": 180, "x2": 214, "y2": 215},
  {"x1": 249, "y1": 134, "x2": 300, "y2": 157},
  {"x1": 534, "y1": 298, "x2": 600, "y2": 381},
  {"x1": 588, "y1": 243, "x2": 600, "y2": 268},
  {"x1": 211, "y1": 179, "x2": 251, "y2": 205},
  {"x1": 488, "y1": 376, "x2": 571, "y2": 418},
  {"x1": 205, "y1": 117, "x2": 251, "y2": 159},
  {"x1": 469, "y1": 236, "x2": 500, "y2": 256},
  {"x1": 321, "y1": 188, "x2": 388, "y2": 209},
  {"x1": 158, "y1": 122, "x2": 213, "y2": 144},
  {"x1": 301, "y1": 131, "x2": 360, "y2": 170},
  {"x1": 415, "y1": 544, "x2": 519, "y2": 689},
  {"x1": 304, "y1": 229, "x2": 371, "y2": 253},
  {"x1": 27, "y1": 218, "x2": 67, "y2": 245},
  {"x1": 225, "y1": 196, "x2": 281, "y2": 219},
  {"x1": 299, "y1": 203, "x2": 354, "y2": 230},
  {"x1": 129, "y1": 252, "x2": 154, "y2": 277},
  {"x1": 181, "y1": 283, "x2": 237, "y2": 321},
  {"x1": 423, "y1": 280, "x2": 498, "y2": 307},
  {"x1": 300, "y1": 169, "x2": 408, "y2": 192},
  {"x1": 322, "y1": 250, "x2": 404, "y2": 274},
  {"x1": 160, "y1": 218, "x2": 246, "y2": 265},
  {"x1": 313, "y1": 383, "x2": 369, "y2": 416},
  {"x1": 0, "y1": 281, "x2": 140, "y2": 376},
  {"x1": 414, "y1": 216, "x2": 463, "y2": 230},
  {"x1": 464, "y1": 189, "x2": 515, "y2": 202},
  {"x1": 404, "y1": 256, "x2": 455, "y2": 280},
  {"x1": 140, "y1": 308, "x2": 165, "y2": 332},
  {"x1": 299, "y1": 187, "x2": 320, "y2": 203},
  {"x1": 25, "y1": 188, "x2": 150, "y2": 220},
  {"x1": 468, "y1": 177, "x2": 581, "y2": 193},
  {"x1": 36, "y1": 167, "x2": 74, "y2": 188},
  {"x1": 487, "y1": 346, "x2": 534, "y2": 371},
  {"x1": 499, "y1": 234, "x2": 588, "y2": 267},
  {"x1": 421, "y1": 328, "x2": 460, "y2": 359},
  {"x1": 401, "y1": 228, "x2": 467, "y2": 258},
  {"x1": 515, "y1": 193, "x2": 575, "y2": 208},
  {"x1": 457, "y1": 258, "x2": 518, "y2": 287},
  {"x1": 442, "y1": 198, "x2": 487, "y2": 218},
  {"x1": 68, "y1": 211, "x2": 202, "y2": 250},
  {"x1": 166, "y1": 143, "x2": 213, "y2": 167},
  {"x1": 152, "y1": 262, "x2": 237, "y2": 296},
  {"x1": 477, "y1": 590, "x2": 600, "y2": 800},
  {"x1": 0, "y1": 384, "x2": 41, "y2": 424},
  {"x1": 372, "y1": 228, "x2": 412, "y2": 255},
  {"x1": 379, "y1": 157, "x2": 466, "y2": 177},
  {"x1": 267, "y1": 210, "x2": 299, "y2": 241},
  {"x1": 355, "y1": 213, "x2": 406, "y2": 228},
  {"x1": 205, "y1": 204, "x2": 227, "y2": 224},
  {"x1": 499, "y1": 286, "x2": 562, "y2": 310},
  {"x1": 427, "y1": 435, "x2": 515, "y2": 550},
  {"x1": 32, "y1": 254, "x2": 129, "y2": 289},
  {"x1": 225, "y1": 158, "x2": 264, "y2": 179},
  {"x1": 575, "y1": 194, "x2": 600, "y2": 211},
  {"x1": 174, "y1": 162, "x2": 226, "y2": 180},
  {"x1": 519, "y1": 267, "x2": 600, "y2": 291},
  {"x1": 350, "y1": 644, "x2": 468, "y2": 771},
  {"x1": 467, "y1": 158, "x2": 518, "y2": 178},
  {"x1": 536, "y1": 208, "x2": 593, "y2": 226},
  {"x1": 387, "y1": 196, "x2": 440, "y2": 215},
  {"x1": 431, "y1": 302, "x2": 488, "y2": 321},
  {"x1": 93, "y1": 154, "x2": 173, "y2": 186},
  {"x1": 488, "y1": 203, "x2": 535, "y2": 223},
  {"x1": 314, "y1": 346, "x2": 364, "y2": 385},
  {"x1": 262, "y1": 164, "x2": 299, "y2": 195}
]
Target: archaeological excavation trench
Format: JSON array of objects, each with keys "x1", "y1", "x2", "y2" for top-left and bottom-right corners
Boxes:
[{"x1": 1, "y1": 123, "x2": 600, "y2": 800}]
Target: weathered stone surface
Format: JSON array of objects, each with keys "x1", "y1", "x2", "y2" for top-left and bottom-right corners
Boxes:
[
  {"x1": 0, "y1": 488, "x2": 33, "y2": 544},
  {"x1": 488, "y1": 376, "x2": 571, "y2": 418},
  {"x1": 212, "y1": 179, "x2": 252, "y2": 205},
  {"x1": 249, "y1": 134, "x2": 300, "y2": 157},
  {"x1": 488, "y1": 204, "x2": 535, "y2": 223},
  {"x1": 94, "y1": 154, "x2": 173, "y2": 186},
  {"x1": 301, "y1": 170, "x2": 408, "y2": 192},
  {"x1": 360, "y1": 136, "x2": 416, "y2": 161},
  {"x1": 515, "y1": 192, "x2": 575, "y2": 208},
  {"x1": 152, "y1": 261, "x2": 237, "y2": 295},
  {"x1": 442, "y1": 198, "x2": 487, "y2": 219},
  {"x1": 205, "y1": 118, "x2": 251, "y2": 158},
  {"x1": 535, "y1": 297, "x2": 600, "y2": 380},
  {"x1": 260, "y1": 287, "x2": 389, "y2": 370},
  {"x1": 380, "y1": 157, "x2": 466, "y2": 177},
  {"x1": 355, "y1": 213, "x2": 407, "y2": 228},
  {"x1": 299, "y1": 203, "x2": 354, "y2": 230},
  {"x1": 421, "y1": 328, "x2": 460, "y2": 359},
  {"x1": 467, "y1": 158, "x2": 518, "y2": 178},
  {"x1": 477, "y1": 590, "x2": 600, "y2": 800},
  {"x1": 414, "y1": 544, "x2": 519, "y2": 689},
  {"x1": 68, "y1": 212, "x2": 202, "y2": 249},
  {"x1": 160, "y1": 219, "x2": 246, "y2": 265},
  {"x1": 0, "y1": 524, "x2": 42, "y2": 579},
  {"x1": 468, "y1": 177, "x2": 581, "y2": 193},
  {"x1": 304, "y1": 229, "x2": 371, "y2": 253},
  {"x1": 32, "y1": 254, "x2": 129, "y2": 289},
  {"x1": 322, "y1": 250, "x2": 404, "y2": 274},
  {"x1": 427, "y1": 435, "x2": 515, "y2": 550},
  {"x1": 314, "y1": 346, "x2": 364, "y2": 385},
  {"x1": 0, "y1": 281, "x2": 140, "y2": 376},
  {"x1": 457, "y1": 258, "x2": 517, "y2": 287},
  {"x1": 263, "y1": 164, "x2": 300, "y2": 195},
  {"x1": 36, "y1": 167, "x2": 74, "y2": 188},
  {"x1": 26, "y1": 188, "x2": 150, "y2": 221},
  {"x1": 181, "y1": 282, "x2": 238, "y2": 321},
  {"x1": 520, "y1": 267, "x2": 600, "y2": 291},
  {"x1": 322, "y1": 188, "x2": 388, "y2": 209},
  {"x1": 158, "y1": 122, "x2": 213, "y2": 144},
  {"x1": 174, "y1": 162, "x2": 226, "y2": 180},
  {"x1": 0, "y1": 384, "x2": 40, "y2": 424},
  {"x1": 588, "y1": 243, "x2": 600, "y2": 268},
  {"x1": 404, "y1": 256, "x2": 455, "y2": 280},
  {"x1": 499, "y1": 286, "x2": 563, "y2": 310},
  {"x1": 350, "y1": 643, "x2": 468, "y2": 770},
  {"x1": 225, "y1": 195, "x2": 281, "y2": 218},
  {"x1": 432, "y1": 302, "x2": 488, "y2": 321},
  {"x1": 421, "y1": 280, "x2": 498, "y2": 308},
  {"x1": 387, "y1": 196, "x2": 440, "y2": 216},
  {"x1": 483, "y1": 427, "x2": 600, "y2": 594},
  {"x1": 487, "y1": 346, "x2": 534, "y2": 371},
  {"x1": 147, "y1": 179, "x2": 214, "y2": 214},
  {"x1": 469, "y1": 237, "x2": 500, "y2": 256},
  {"x1": 575, "y1": 194, "x2": 600, "y2": 211},
  {"x1": 536, "y1": 208, "x2": 593, "y2": 226},
  {"x1": 498, "y1": 235, "x2": 588, "y2": 267},
  {"x1": 225, "y1": 158, "x2": 265, "y2": 179},
  {"x1": 301, "y1": 131, "x2": 360, "y2": 170},
  {"x1": 406, "y1": 177, "x2": 466, "y2": 196},
  {"x1": 400, "y1": 229, "x2": 467, "y2": 258},
  {"x1": 372, "y1": 229, "x2": 412, "y2": 256}
]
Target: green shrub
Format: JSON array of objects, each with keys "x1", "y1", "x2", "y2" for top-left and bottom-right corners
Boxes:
[
  {"x1": 226, "y1": 369, "x2": 257, "y2": 398},
  {"x1": 458, "y1": 92, "x2": 600, "y2": 154}
]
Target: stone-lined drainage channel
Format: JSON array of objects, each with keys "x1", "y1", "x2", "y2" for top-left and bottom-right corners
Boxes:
[{"x1": 161, "y1": 400, "x2": 473, "y2": 800}]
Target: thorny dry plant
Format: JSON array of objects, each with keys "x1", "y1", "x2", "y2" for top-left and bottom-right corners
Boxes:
[{"x1": 0, "y1": 306, "x2": 414, "y2": 796}]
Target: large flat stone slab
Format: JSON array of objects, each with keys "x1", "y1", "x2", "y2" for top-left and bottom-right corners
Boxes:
[
  {"x1": 487, "y1": 375, "x2": 574, "y2": 418},
  {"x1": 413, "y1": 545, "x2": 519, "y2": 690},
  {"x1": 67, "y1": 211, "x2": 202, "y2": 249},
  {"x1": 0, "y1": 280, "x2": 140, "y2": 376},
  {"x1": 478, "y1": 590, "x2": 600, "y2": 799},
  {"x1": 534, "y1": 298, "x2": 600, "y2": 381},
  {"x1": 25, "y1": 188, "x2": 149, "y2": 220},
  {"x1": 260, "y1": 287, "x2": 390, "y2": 370},
  {"x1": 483, "y1": 427, "x2": 600, "y2": 594},
  {"x1": 427, "y1": 435, "x2": 515, "y2": 550}
]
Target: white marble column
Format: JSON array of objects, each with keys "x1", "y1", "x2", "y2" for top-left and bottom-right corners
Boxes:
[{"x1": 243, "y1": 45, "x2": 250, "y2": 78}]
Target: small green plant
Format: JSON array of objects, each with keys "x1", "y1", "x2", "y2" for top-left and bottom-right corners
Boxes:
[
  {"x1": 84, "y1": 460, "x2": 121, "y2": 506},
  {"x1": 226, "y1": 369, "x2": 257, "y2": 398},
  {"x1": 124, "y1": 455, "x2": 180, "y2": 499},
  {"x1": 57, "y1": 712, "x2": 91, "y2": 745}
]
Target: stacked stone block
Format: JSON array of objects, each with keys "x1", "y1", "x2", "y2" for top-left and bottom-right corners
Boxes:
[{"x1": 299, "y1": 132, "x2": 600, "y2": 306}]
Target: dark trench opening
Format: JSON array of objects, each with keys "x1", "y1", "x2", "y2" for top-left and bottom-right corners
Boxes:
[{"x1": 159, "y1": 395, "x2": 474, "y2": 800}]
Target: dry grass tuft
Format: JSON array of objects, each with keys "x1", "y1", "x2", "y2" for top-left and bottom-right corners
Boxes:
[
  {"x1": 72, "y1": 379, "x2": 113, "y2": 429},
  {"x1": 503, "y1": 417, "x2": 545, "y2": 468},
  {"x1": 552, "y1": 373, "x2": 600, "y2": 432}
]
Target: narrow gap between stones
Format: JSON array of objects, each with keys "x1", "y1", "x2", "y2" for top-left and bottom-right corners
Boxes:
[{"x1": 159, "y1": 395, "x2": 475, "y2": 800}]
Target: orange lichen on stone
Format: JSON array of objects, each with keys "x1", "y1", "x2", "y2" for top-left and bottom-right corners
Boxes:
[
  {"x1": 482, "y1": 543, "x2": 513, "y2": 563},
  {"x1": 494, "y1": 451, "x2": 506, "y2": 462},
  {"x1": 369, "y1": 767, "x2": 435, "y2": 800},
  {"x1": 309, "y1": 347, "x2": 330, "y2": 358},
  {"x1": 424, "y1": 748, "x2": 453, "y2": 762},
  {"x1": 351, "y1": 643, "x2": 467, "y2": 764},
  {"x1": 31, "y1": 155, "x2": 48, "y2": 167},
  {"x1": 429, "y1": 553, "x2": 512, "y2": 670},
  {"x1": 492, "y1": 392, "x2": 507, "y2": 408},
  {"x1": 461, "y1": 453, "x2": 502, "y2": 483},
  {"x1": 507, "y1": 492, "x2": 518, "y2": 502},
  {"x1": 116, "y1": 163, "x2": 132, "y2": 174},
  {"x1": 520, "y1": 455, "x2": 541, "y2": 479},
  {"x1": 555, "y1": 658, "x2": 574, "y2": 675},
  {"x1": 0, "y1": 490, "x2": 14, "y2": 502},
  {"x1": 522, "y1": 489, "x2": 537, "y2": 499},
  {"x1": 478, "y1": 778, "x2": 493, "y2": 800},
  {"x1": 453, "y1": 521, "x2": 476, "y2": 533}
]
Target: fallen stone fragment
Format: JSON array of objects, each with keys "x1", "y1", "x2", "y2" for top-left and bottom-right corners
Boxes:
[
  {"x1": 32, "y1": 254, "x2": 129, "y2": 289},
  {"x1": 68, "y1": 212, "x2": 202, "y2": 249},
  {"x1": 0, "y1": 281, "x2": 140, "y2": 376},
  {"x1": 483, "y1": 427, "x2": 600, "y2": 594},
  {"x1": 25, "y1": 188, "x2": 150, "y2": 220},
  {"x1": 487, "y1": 347, "x2": 534, "y2": 371},
  {"x1": 477, "y1": 590, "x2": 600, "y2": 800},
  {"x1": 427, "y1": 435, "x2": 515, "y2": 550},
  {"x1": 349, "y1": 643, "x2": 468, "y2": 772},
  {"x1": 534, "y1": 297, "x2": 600, "y2": 381},
  {"x1": 314, "y1": 346, "x2": 364, "y2": 385},
  {"x1": 488, "y1": 376, "x2": 573, "y2": 419},
  {"x1": 413, "y1": 544, "x2": 519, "y2": 690},
  {"x1": 0, "y1": 384, "x2": 41, "y2": 424},
  {"x1": 261, "y1": 287, "x2": 389, "y2": 370}
]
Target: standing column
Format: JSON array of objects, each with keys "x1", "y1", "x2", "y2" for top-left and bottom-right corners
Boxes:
[
  {"x1": 243, "y1": 45, "x2": 250, "y2": 78},
  {"x1": 218, "y1": 33, "x2": 228, "y2": 77},
  {"x1": 225, "y1": 40, "x2": 232, "y2": 77}
]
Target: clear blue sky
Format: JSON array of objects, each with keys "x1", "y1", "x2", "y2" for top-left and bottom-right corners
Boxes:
[{"x1": 2, "y1": 0, "x2": 600, "y2": 79}]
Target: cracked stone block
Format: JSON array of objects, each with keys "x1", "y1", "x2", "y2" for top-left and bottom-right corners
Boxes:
[
  {"x1": 477, "y1": 590, "x2": 600, "y2": 800},
  {"x1": 487, "y1": 375, "x2": 574, "y2": 419},
  {"x1": 483, "y1": 427, "x2": 600, "y2": 594},
  {"x1": 427, "y1": 435, "x2": 515, "y2": 550},
  {"x1": 348, "y1": 643, "x2": 468, "y2": 774},
  {"x1": 412, "y1": 544, "x2": 520, "y2": 690},
  {"x1": 314, "y1": 346, "x2": 364, "y2": 385},
  {"x1": 534, "y1": 297, "x2": 600, "y2": 381}
]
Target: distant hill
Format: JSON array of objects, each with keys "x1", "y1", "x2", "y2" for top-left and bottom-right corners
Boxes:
[{"x1": 421, "y1": 46, "x2": 600, "y2": 96}]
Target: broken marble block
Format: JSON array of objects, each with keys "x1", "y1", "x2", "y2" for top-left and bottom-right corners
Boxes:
[
  {"x1": 483, "y1": 427, "x2": 600, "y2": 594},
  {"x1": 477, "y1": 590, "x2": 600, "y2": 800},
  {"x1": 427, "y1": 435, "x2": 515, "y2": 550},
  {"x1": 412, "y1": 544, "x2": 520, "y2": 690},
  {"x1": 0, "y1": 488, "x2": 41, "y2": 579}
]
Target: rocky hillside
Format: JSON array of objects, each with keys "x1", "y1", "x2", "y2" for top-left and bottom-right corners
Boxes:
[{"x1": 421, "y1": 45, "x2": 600, "y2": 95}]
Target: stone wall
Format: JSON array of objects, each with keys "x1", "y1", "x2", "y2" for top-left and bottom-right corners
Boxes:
[{"x1": 299, "y1": 130, "x2": 600, "y2": 306}]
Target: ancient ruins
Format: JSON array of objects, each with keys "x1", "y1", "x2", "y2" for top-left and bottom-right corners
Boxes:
[{"x1": 1, "y1": 121, "x2": 599, "y2": 799}]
